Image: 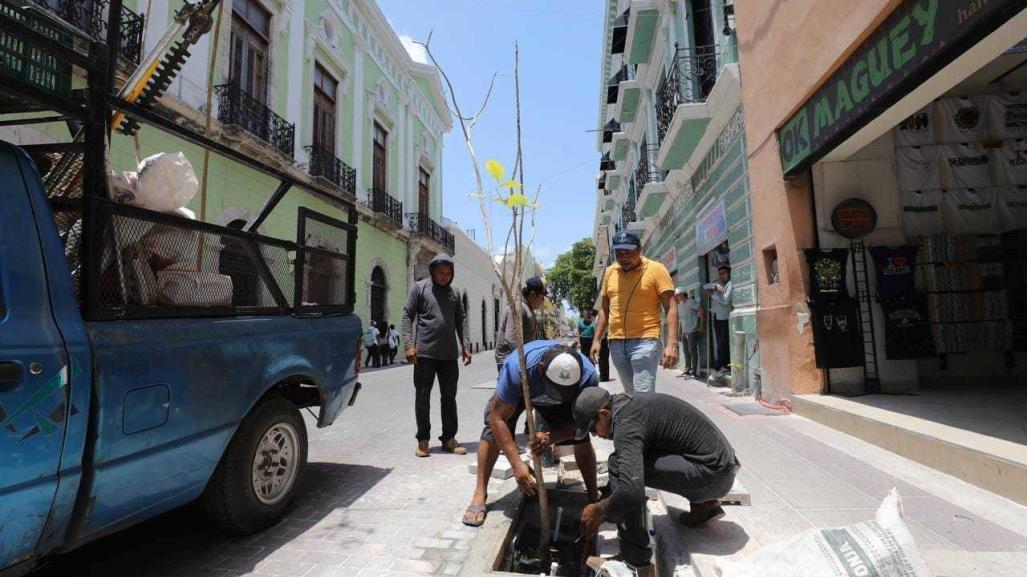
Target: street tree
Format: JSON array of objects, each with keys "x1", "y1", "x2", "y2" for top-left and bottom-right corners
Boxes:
[{"x1": 547, "y1": 239, "x2": 598, "y2": 313}]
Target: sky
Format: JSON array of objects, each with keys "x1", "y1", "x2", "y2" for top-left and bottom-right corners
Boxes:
[{"x1": 377, "y1": 0, "x2": 604, "y2": 268}]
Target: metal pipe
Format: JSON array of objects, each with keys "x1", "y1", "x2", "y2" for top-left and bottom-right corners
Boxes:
[{"x1": 553, "y1": 506, "x2": 564, "y2": 544}]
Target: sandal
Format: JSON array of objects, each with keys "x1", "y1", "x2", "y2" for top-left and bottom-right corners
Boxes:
[{"x1": 462, "y1": 504, "x2": 487, "y2": 527}]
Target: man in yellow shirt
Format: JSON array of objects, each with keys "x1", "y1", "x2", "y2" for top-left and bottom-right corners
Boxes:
[{"x1": 590, "y1": 231, "x2": 678, "y2": 392}]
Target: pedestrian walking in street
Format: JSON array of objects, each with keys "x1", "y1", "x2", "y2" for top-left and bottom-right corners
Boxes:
[
  {"x1": 577, "y1": 309, "x2": 596, "y2": 358},
  {"x1": 574, "y1": 388, "x2": 739, "y2": 577},
  {"x1": 494, "y1": 276, "x2": 548, "y2": 372},
  {"x1": 676, "y1": 288, "x2": 704, "y2": 377},
  {"x1": 387, "y1": 323, "x2": 401, "y2": 364},
  {"x1": 463, "y1": 340, "x2": 599, "y2": 527},
  {"x1": 363, "y1": 321, "x2": 380, "y2": 369},
  {"x1": 591, "y1": 230, "x2": 678, "y2": 393},
  {"x1": 376, "y1": 325, "x2": 389, "y2": 366},
  {"x1": 402, "y1": 254, "x2": 472, "y2": 457},
  {"x1": 706, "y1": 265, "x2": 733, "y2": 377}
]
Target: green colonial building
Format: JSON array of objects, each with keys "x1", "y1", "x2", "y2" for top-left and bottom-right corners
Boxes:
[
  {"x1": 594, "y1": 0, "x2": 759, "y2": 390},
  {"x1": 4, "y1": 0, "x2": 454, "y2": 334}
]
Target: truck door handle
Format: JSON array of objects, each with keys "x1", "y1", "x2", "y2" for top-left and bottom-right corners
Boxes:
[{"x1": 0, "y1": 362, "x2": 23, "y2": 391}]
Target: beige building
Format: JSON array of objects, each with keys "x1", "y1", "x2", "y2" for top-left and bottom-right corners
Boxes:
[{"x1": 736, "y1": 0, "x2": 1027, "y2": 504}]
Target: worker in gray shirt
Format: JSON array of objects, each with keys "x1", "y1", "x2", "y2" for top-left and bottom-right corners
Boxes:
[
  {"x1": 494, "y1": 276, "x2": 548, "y2": 372},
  {"x1": 402, "y1": 253, "x2": 472, "y2": 458},
  {"x1": 574, "y1": 388, "x2": 739, "y2": 576}
]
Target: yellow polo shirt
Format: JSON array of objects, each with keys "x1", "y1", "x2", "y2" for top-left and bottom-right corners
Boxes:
[{"x1": 601, "y1": 257, "x2": 674, "y2": 339}]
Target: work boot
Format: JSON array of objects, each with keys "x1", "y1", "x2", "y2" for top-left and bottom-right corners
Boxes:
[
  {"x1": 679, "y1": 499, "x2": 725, "y2": 527},
  {"x1": 441, "y1": 438, "x2": 467, "y2": 455},
  {"x1": 415, "y1": 441, "x2": 430, "y2": 458}
]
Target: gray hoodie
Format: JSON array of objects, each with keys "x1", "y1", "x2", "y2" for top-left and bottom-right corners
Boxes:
[{"x1": 401, "y1": 254, "x2": 470, "y2": 360}]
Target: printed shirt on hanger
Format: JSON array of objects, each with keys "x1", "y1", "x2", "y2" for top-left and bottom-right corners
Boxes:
[
  {"x1": 938, "y1": 96, "x2": 989, "y2": 142},
  {"x1": 943, "y1": 143, "x2": 991, "y2": 188},
  {"x1": 895, "y1": 105, "x2": 934, "y2": 147},
  {"x1": 897, "y1": 146, "x2": 942, "y2": 191},
  {"x1": 901, "y1": 189, "x2": 944, "y2": 237},
  {"x1": 943, "y1": 188, "x2": 999, "y2": 235},
  {"x1": 803, "y1": 249, "x2": 850, "y2": 299},
  {"x1": 990, "y1": 139, "x2": 1027, "y2": 186},
  {"x1": 987, "y1": 92, "x2": 1027, "y2": 140},
  {"x1": 996, "y1": 186, "x2": 1027, "y2": 231},
  {"x1": 869, "y1": 246, "x2": 917, "y2": 294}
]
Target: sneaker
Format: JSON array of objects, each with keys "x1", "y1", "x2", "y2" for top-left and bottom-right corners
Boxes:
[
  {"x1": 415, "y1": 441, "x2": 430, "y2": 457},
  {"x1": 441, "y1": 438, "x2": 468, "y2": 455}
]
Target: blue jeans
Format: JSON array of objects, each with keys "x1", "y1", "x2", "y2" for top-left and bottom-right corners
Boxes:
[{"x1": 609, "y1": 338, "x2": 661, "y2": 393}]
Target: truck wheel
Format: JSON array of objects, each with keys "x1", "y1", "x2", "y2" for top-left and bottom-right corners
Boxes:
[{"x1": 204, "y1": 396, "x2": 308, "y2": 533}]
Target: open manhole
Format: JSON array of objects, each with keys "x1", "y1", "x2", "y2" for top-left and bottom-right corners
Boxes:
[{"x1": 493, "y1": 489, "x2": 595, "y2": 576}]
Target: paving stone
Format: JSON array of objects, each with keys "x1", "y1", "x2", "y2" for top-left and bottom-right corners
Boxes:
[
  {"x1": 765, "y1": 478, "x2": 879, "y2": 510},
  {"x1": 468, "y1": 453, "x2": 529, "y2": 479},
  {"x1": 409, "y1": 537, "x2": 453, "y2": 549},
  {"x1": 441, "y1": 562, "x2": 462, "y2": 575},
  {"x1": 297, "y1": 551, "x2": 350, "y2": 567},
  {"x1": 388, "y1": 558, "x2": 440, "y2": 574}
]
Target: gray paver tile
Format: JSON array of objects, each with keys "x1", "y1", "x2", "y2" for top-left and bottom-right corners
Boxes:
[
  {"x1": 765, "y1": 478, "x2": 879, "y2": 509},
  {"x1": 338, "y1": 554, "x2": 394, "y2": 569},
  {"x1": 297, "y1": 551, "x2": 350, "y2": 566},
  {"x1": 389, "y1": 558, "x2": 440, "y2": 574},
  {"x1": 901, "y1": 496, "x2": 1027, "y2": 553},
  {"x1": 410, "y1": 536, "x2": 453, "y2": 549}
]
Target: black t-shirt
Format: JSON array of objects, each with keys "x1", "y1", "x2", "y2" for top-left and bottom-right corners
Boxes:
[
  {"x1": 809, "y1": 297, "x2": 863, "y2": 368},
  {"x1": 878, "y1": 293, "x2": 935, "y2": 360},
  {"x1": 869, "y1": 246, "x2": 917, "y2": 295},
  {"x1": 804, "y1": 248, "x2": 850, "y2": 299}
]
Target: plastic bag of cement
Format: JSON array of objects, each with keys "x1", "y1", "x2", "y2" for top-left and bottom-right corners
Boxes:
[
  {"x1": 135, "y1": 152, "x2": 198, "y2": 212},
  {"x1": 718, "y1": 489, "x2": 931, "y2": 577}
]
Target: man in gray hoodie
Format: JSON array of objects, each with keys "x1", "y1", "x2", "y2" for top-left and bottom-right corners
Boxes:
[{"x1": 402, "y1": 254, "x2": 472, "y2": 457}]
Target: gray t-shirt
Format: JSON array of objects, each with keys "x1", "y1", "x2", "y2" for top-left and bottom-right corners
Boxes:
[
  {"x1": 494, "y1": 299, "x2": 542, "y2": 368},
  {"x1": 679, "y1": 299, "x2": 702, "y2": 334},
  {"x1": 401, "y1": 278, "x2": 470, "y2": 360}
]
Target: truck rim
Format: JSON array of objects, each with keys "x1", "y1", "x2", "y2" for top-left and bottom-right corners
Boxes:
[{"x1": 251, "y1": 421, "x2": 300, "y2": 505}]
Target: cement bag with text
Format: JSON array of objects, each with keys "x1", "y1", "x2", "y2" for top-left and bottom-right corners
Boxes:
[
  {"x1": 134, "y1": 152, "x2": 198, "y2": 213},
  {"x1": 718, "y1": 489, "x2": 930, "y2": 577}
]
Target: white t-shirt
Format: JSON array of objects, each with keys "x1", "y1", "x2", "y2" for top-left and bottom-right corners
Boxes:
[
  {"x1": 897, "y1": 146, "x2": 942, "y2": 191},
  {"x1": 387, "y1": 328, "x2": 400, "y2": 348},
  {"x1": 901, "y1": 189, "x2": 944, "y2": 237},
  {"x1": 987, "y1": 92, "x2": 1027, "y2": 140},
  {"x1": 996, "y1": 186, "x2": 1027, "y2": 231},
  {"x1": 678, "y1": 299, "x2": 703, "y2": 334},
  {"x1": 937, "y1": 96, "x2": 989, "y2": 142},
  {"x1": 990, "y1": 139, "x2": 1027, "y2": 186},
  {"x1": 942, "y1": 143, "x2": 991, "y2": 188},
  {"x1": 894, "y1": 105, "x2": 934, "y2": 146},
  {"x1": 943, "y1": 188, "x2": 998, "y2": 234}
]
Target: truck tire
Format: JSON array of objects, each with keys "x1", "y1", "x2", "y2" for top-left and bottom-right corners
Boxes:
[{"x1": 204, "y1": 396, "x2": 308, "y2": 533}]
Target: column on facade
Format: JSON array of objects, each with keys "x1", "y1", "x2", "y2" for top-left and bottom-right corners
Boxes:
[
  {"x1": 396, "y1": 97, "x2": 406, "y2": 205},
  {"x1": 285, "y1": 0, "x2": 307, "y2": 163},
  {"x1": 352, "y1": 44, "x2": 365, "y2": 192}
]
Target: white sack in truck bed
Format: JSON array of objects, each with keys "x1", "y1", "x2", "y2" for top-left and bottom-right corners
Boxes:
[
  {"x1": 719, "y1": 489, "x2": 931, "y2": 577},
  {"x1": 111, "y1": 152, "x2": 199, "y2": 213}
]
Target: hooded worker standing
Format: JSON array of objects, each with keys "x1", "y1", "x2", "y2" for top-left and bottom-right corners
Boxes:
[{"x1": 402, "y1": 254, "x2": 472, "y2": 458}]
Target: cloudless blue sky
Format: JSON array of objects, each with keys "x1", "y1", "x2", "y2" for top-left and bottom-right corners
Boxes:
[{"x1": 378, "y1": 0, "x2": 604, "y2": 267}]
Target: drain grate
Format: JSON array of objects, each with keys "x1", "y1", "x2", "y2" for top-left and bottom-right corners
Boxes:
[{"x1": 724, "y1": 402, "x2": 786, "y2": 416}]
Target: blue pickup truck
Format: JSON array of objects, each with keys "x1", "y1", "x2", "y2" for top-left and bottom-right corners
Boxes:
[{"x1": 0, "y1": 143, "x2": 363, "y2": 575}]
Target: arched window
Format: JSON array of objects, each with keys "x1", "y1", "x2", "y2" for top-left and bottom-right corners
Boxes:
[
  {"x1": 481, "y1": 299, "x2": 487, "y2": 348},
  {"x1": 370, "y1": 266, "x2": 387, "y2": 327}
]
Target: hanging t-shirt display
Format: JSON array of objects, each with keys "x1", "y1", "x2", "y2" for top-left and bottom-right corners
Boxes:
[
  {"x1": 895, "y1": 105, "x2": 934, "y2": 146},
  {"x1": 997, "y1": 186, "x2": 1027, "y2": 231},
  {"x1": 986, "y1": 92, "x2": 1027, "y2": 140},
  {"x1": 943, "y1": 143, "x2": 991, "y2": 188},
  {"x1": 877, "y1": 293, "x2": 935, "y2": 360},
  {"x1": 990, "y1": 139, "x2": 1027, "y2": 186},
  {"x1": 869, "y1": 246, "x2": 917, "y2": 294},
  {"x1": 937, "y1": 96, "x2": 989, "y2": 142},
  {"x1": 804, "y1": 248, "x2": 850, "y2": 299},
  {"x1": 897, "y1": 146, "x2": 942, "y2": 191},
  {"x1": 944, "y1": 188, "x2": 999, "y2": 234},
  {"x1": 809, "y1": 298, "x2": 864, "y2": 368},
  {"x1": 901, "y1": 190, "x2": 944, "y2": 237}
]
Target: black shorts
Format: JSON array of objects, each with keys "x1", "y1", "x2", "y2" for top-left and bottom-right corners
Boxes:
[{"x1": 480, "y1": 396, "x2": 582, "y2": 445}]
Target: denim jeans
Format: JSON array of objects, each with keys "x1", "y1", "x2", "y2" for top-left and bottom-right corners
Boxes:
[{"x1": 609, "y1": 338, "x2": 661, "y2": 393}]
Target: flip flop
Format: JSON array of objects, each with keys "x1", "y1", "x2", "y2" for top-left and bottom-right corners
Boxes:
[{"x1": 462, "y1": 504, "x2": 487, "y2": 527}]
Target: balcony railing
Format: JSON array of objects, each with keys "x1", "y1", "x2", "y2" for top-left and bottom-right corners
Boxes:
[
  {"x1": 621, "y1": 206, "x2": 637, "y2": 225},
  {"x1": 633, "y1": 140, "x2": 663, "y2": 193},
  {"x1": 407, "y1": 212, "x2": 455, "y2": 253},
  {"x1": 656, "y1": 44, "x2": 721, "y2": 143},
  {"x1": 216, "y1": 81, "x2": 295, "y2": 158},
  {"x1": 304, "y1": 144, "x2": 355, "y2": 194},
  {"x1": 365, "y1": 187, "x2": 404, "y2": 226},
  {"x1": 30, "y1": 1, "x2": 143, "y2": 61}
]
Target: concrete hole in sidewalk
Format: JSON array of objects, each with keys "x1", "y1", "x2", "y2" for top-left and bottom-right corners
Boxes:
[{"x1": 493, "y1": 489, "x2": 594, "y2": 576}]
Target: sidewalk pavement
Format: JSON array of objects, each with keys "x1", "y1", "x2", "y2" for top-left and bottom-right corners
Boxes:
[{"x1": 644, "y1": 371, "x2": 1027, "y2": 577}]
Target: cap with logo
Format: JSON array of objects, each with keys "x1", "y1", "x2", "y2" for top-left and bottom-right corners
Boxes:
[
  {"x1": 573, "y1": 387, "x2": 612, "y2": 442},
  {"x1": 539, "y1": 345, "x2": 583, "y2": 404},
  {"x1": 611, "y1": 230, "x2": 640, "y2": 251}
]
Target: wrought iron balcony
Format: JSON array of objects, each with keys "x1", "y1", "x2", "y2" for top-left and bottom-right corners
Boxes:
[
  {"x1": 621, "y1": 206, "x2": 637, "y2": 225},
  {"x1": 406, "y1": 212, "x2": 455, "y2": 254},
  {"x1": 365, "y1": 187, "x2": 404, "y2": 226},
  {"x1": 304, "y1": 144, "x2": 355, "y2": 195},
  {"x1": 633, "y1": 140, "x2": 663, "y2": 193},
  {"x1": 30, "y1": 1, "x2": 144, "y2": 61},
  {"x1": 216, "y1": 81, "x2": 295, "y2": 158},
  {"x1": 656, "y1": 44, "x2": 721, "y2": 143}
]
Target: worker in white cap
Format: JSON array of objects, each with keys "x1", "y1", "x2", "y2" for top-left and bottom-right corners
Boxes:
[{"x1": 462, "y1": 340, "x2": 599, "y2": 527}]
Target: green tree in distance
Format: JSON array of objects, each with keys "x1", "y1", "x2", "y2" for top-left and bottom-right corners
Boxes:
[{"x1": 547, "y1": 238, "x2": 598, "y2": 313}]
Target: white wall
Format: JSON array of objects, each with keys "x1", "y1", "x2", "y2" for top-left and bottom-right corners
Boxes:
[{"x1": 447, "y1": 223, "x2": 498, "y2": 353}]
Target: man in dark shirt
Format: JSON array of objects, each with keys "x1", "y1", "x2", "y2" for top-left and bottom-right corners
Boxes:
[
  {"x1": 573, "y1": 388, "x2": 739, "y2": 574},
  {"x1": 494, "y1": 276, "x2": 547, "y2": 371}
]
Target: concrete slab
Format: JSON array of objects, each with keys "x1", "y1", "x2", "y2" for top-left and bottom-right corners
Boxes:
[{"x1": 468, "y1": 454, "x2": 529, "y2": 480}]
